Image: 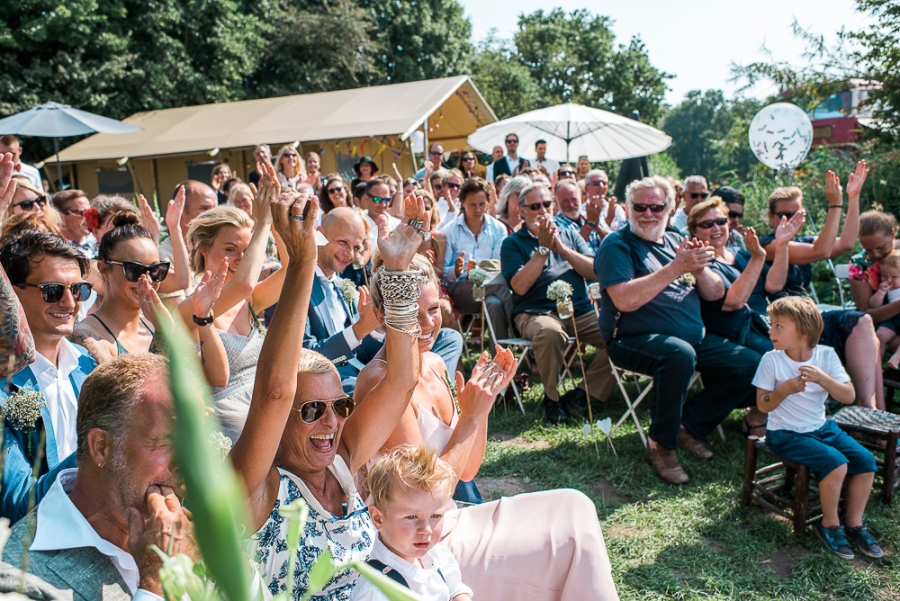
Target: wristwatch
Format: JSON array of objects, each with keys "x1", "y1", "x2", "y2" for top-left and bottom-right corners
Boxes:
[
  {"x1": 193, "y1": 311, "x2": 215, "y2": 327},
  {"x1": 585, "y1": 220, "x2": 597, "y2": 228},
  {"x1": 538, "y1": 246, "x2": 551, "y2": 257}
]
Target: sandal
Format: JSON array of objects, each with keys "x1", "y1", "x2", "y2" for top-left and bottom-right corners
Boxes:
[{"x1": 741, "y1": 416, "x2": 767, "y2": 438}]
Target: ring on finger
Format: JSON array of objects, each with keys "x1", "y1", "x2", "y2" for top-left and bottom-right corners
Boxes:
[{"x1": 290, "y1": 214, "x2": 305, "y2": 221}]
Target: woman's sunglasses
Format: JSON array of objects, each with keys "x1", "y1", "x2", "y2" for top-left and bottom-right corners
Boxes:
[
  {"x1": 327, "y1": 187, "x2": 344, "y2": 195},
  {"x1": 104, "y1": 260, "x2": 170, "y2": 282},
  {"x1": 17, "y1": 282, "x2": 93, "y2": 303},
  {"x1": 631, "y1": 203, "x2": 667, "y2": 214},
  {"x1": 13, "y1": 197, "x2": 47, "y2": 211},
  {"x1": 558, "y1": 170, "x2": 575, "y2": 177},
  {"x1": 696, "y1": 217, "x2": 728, "y2": 229},
  {"x1": 293, "y1": 396, "x2": 355, "y2": 423}
]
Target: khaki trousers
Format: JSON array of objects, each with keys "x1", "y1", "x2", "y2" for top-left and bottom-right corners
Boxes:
[{"x1": 514, "y1": 311, "x2": 615, "y2": 402}]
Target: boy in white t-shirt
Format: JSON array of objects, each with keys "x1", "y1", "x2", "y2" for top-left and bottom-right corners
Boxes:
[
  {"x1": 752, "y1": 297, "x2": 881, "y2": 560},
  {"x1": 351, "y1": 446, "x2": 473, "y2": 601}
]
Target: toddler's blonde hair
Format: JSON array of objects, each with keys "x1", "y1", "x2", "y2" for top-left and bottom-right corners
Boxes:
[{"x1": 368, "y1": 445, "x2": 457, "y2": 510}]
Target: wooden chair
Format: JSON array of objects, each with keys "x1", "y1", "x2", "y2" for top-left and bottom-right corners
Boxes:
[
  {"x1": 882, "y1": 368, "x2": 900, "y2": 414},
  {"x1": 741, "y1": 435, "x2": 824, "y2": 533},
  {"x1": 833, "y1": 405, "x2": 900, "y2": 504}
]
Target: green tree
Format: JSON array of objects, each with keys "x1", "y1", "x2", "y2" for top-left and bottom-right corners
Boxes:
[
  {"x1": 245, "y1": 1, "x2": 381, "y2": 98},
  {"x1": 358, "y1": 0, "x2": 474, "y2": 83},
  {"x1": 513, "y1": 9, "x2": 670, "y2": 123},
  {"x1": 470, "y1": 35, "x2": 547, "y2": 119},
  {"x1": 662, "y1": 90, "x2": 762, "y2": 182},
  {"x1": 847, "y1": 0, "x2": 900, "y2": 129}
]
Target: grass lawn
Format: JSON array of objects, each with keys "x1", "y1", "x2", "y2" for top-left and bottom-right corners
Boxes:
[{"x1": 466, "y1": 348, "x2": 900, "y2": 601}]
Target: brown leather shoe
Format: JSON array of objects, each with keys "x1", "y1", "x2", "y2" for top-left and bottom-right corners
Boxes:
[
  {"x1": 679, "y1": 430, "x2": 713, "y2": 461},
  {"x1": 645, "y1": 445, "x2": 689, "y2": 485}
]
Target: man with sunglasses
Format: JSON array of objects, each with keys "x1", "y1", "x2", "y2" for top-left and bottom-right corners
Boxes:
[
  {"x1": 596, "y1": 176, "x2": 761, "y2": 485},
  {"x1": 501, "y1": 183, "x2": 615, "y2": 425},
  {"x1": 671, "y1": 175, "x2": 709, "y2": 234},
  {"x1": 414, "y1": 143, "x2": 445, "y2": 182},
  {"x1": 361, "y1": 179, "x2": 400, "y2": 252},
  {"x1": 710, "y1": 186, "x2": 747, "y2": 250},
  {"x1": 51, "y1": 189, "x2": 95, "y2": 255},
  {"x1": 0, "y1": 230, "x2": 97, "y2": 521},
  {"x1": 486, "y1": 133, "x2": 529, "y2": 183}
]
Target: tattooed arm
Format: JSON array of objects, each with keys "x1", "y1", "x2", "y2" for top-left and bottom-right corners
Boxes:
[
  {"x1": 0, "y1": 264, "x2": 35, "y2": 378},
  {"x1": 67, "y1": 329, "x2": 115, "y2": 365}
]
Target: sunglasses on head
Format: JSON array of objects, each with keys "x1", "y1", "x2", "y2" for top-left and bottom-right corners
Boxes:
[
  {"x1": 445, "y1": 182, "x2": 461, "y2": 189},
  {"x1": 13, "y1": 197, "x2": 47, "y2": 211},
  {"x1": 688, "y1": 192, "x2": 709, "y2": 200},
  {"x1": 773, "y1": 211, "x2": 796, "y2": 220},
  {"x1": 294, "y1": 396, "x2": 355, "y2": 423},
  {"x1": 370, "y1": 195, "x2": 390, "y2": 204},
  {"x1": 696, "y1": 217, "x2": 728, "y2": 229},
  {"x1": 631, "y1": 203, "x2": 667, "y2": 214},
  {"x1": 18, "y1": 282, "x2": 93, "y2": 303},
  {"x1": 327, "y1": 187, "x2": 344, "y2": 194},
  {"x1": 525, "y1": 200, "x2": 553, "y2": 211},
  {"x1": 728, "y1": 210, "x2": 744, "y2": 219},
  {"x1": 104, "y1": 260, "x2": 170, "y2": 282}
]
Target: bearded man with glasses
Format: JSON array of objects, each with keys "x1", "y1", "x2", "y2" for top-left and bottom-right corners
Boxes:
[
  {"x1": 671, "y1": 175, "x2": 709, "y2": 234},
  {"x1": 500, "y1": 183, "x2": 615, "y2": 425},
  {"x1": 0, "y1": 230, "x2": 97, "y2": 521},
  {"x1": 595, "y1": 176, "x2": 761, "y2": 485}
]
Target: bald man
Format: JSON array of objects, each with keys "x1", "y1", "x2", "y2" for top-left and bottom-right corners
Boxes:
[
  {"x1": 158, "y1": 180, "x2": 218, "y2": 304},
  {"x1": 304, "y1": 208, "x2": 466, "y2": 392}
]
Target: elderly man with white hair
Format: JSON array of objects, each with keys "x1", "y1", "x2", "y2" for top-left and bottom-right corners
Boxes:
[
  {"x1": 595, "y1": 176, "x2": 760, "y2": 485},
  {"x1": 553, "y1": 179, "x2": 603, "y2": 253},
  {"x1": 500, "y1": 182, "x2": 615, "y2": 425},
  {"x1": 670, "y1": 175, "x2": 709, "y2": 234}
]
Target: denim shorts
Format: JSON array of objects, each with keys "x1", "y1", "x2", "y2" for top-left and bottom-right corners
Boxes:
[{"x1": 766, "y1": 419, "x2": 876, "y2": 481}]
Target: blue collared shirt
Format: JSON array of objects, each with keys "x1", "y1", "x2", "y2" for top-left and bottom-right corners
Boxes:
[
  {"x1": 440, "y1": 213, "x2": 508, "y2": 281},
  {"x1": 554, "y1": 212, "x2": 602, "y2": 253}
]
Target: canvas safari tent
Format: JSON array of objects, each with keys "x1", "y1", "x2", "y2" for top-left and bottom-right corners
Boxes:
[{"x1": 48, "y1": 76, "x2": 496, "y2": 203}]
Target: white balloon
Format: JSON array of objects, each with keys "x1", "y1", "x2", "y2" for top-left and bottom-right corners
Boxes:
[{"x1": 748, "y1": 103, "x2": 813, "y2": 170}]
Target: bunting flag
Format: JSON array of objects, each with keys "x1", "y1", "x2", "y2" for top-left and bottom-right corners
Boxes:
[
  {"x1": 376, "y1": 143, "x2": 388, "y2": 156},
  {"x1": 394, "y1": 149, "x2": 403, "y2": 159},
  {"x1": 351, "y1": 145, "x2": 358, "y2": 156}
]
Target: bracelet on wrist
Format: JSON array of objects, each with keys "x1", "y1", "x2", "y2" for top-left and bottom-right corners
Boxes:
[
  {"x1": 829, "y1": 205, "x2": 843, "y2": 209},
  {"x1": 193, "y1": 311, "x2": 215, "y2": 327}
]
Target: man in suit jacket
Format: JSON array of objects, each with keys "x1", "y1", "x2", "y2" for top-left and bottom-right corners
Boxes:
[
  {"x1": 2, "y1": 355, "x2": 198, "y2": 601},
  {"x1": 0, "y1": 231, "x2": 97, "y2": 522}
]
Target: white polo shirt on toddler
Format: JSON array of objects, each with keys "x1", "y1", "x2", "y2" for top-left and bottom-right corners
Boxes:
[{"x1": 350, "y1": 535, "x2": 473, "y2": 601}]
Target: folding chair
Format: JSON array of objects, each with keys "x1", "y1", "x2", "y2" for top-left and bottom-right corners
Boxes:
[
  {"x1": 480, "y1": 301, "x2": 527, "y2": 414},
  {"x1": 608, "y1": 359, "x2": 723, "y2": 446}
]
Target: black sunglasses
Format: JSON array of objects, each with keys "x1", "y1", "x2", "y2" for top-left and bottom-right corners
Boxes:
[
  {"x1": 728, "y1": 210, "x2": 744, "y2": 219},
  {"x1": 445, "y1": 182, "x2": 461, "y2": 189},
  {"x1": 18, "y1": 282, "x2": 93, "y2": 303},
  {"x1": 632, "y1": 203, "x2": 668, "y2": 214},
  {"x1": 559, "y1": 170, "x2": 575, "y2": 177},
  {"x1": 13, "y1": 197, "x2": 47, "y2": 211},
  {"x1": 293, "y1": 396, "x2": 355, "y2": 423},
  {"x1": 104, "y1": 260, "x2": 170, "y2": 282},
  {"x1": 688, "y1": 192, "x2": 710, "y2": 200},
  {"x1": 327, "y1": 187, "x2": 344, "y2": 194},
  {"x1": 696, "y1": 217, "x2": 728, "y2": 229},
  {"x1": 525, "y1": 200, "x2": 553, "y2": 211},
  {"x1": 505, "y1": 139, "x2": 518, "y2": 144},
  {"x1": 462, "y1": 156, "x2": 475, "y2": 162},
  {"x1": 773, "y1": 211, "x2": 796, "y2": 220},
  {"x1": 430, "y1": 150, "x2": 443, "y2": 156}
]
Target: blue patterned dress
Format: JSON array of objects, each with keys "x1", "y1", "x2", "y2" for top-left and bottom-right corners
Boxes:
[{"x1": 254, "y1": 456, "x2": 375, "y2": 600}]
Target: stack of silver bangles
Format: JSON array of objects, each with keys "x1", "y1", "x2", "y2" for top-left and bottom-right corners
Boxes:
[{"x1": 377, "y1": 267, "x2": 427, "y2": 337}]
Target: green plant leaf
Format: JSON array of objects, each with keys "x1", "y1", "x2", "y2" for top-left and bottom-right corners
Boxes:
[
  {"x1": 302, "y1": 548, "x2": 335, "y2": 600},
  {"x1": 159, "y1": 313, "x2": 256, "y2": 601},
  {"x1": 349, "y1": 562, "x2": 422, "y2": 601}
]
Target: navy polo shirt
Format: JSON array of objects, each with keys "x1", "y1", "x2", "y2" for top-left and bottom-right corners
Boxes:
[
  {"x1": 595, "y1": 223, "x2": 705, "y2": 345},
  {"x1": 500, "y1": 227, "x2": 594, "y2": 318}
]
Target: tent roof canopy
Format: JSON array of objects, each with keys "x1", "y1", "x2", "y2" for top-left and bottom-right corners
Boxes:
[{"x1": 51, "y1": 76, "x2": 496, "y2": 163}]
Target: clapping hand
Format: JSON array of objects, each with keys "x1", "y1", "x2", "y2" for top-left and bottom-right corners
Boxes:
[
  {"x1": 846, "y1": 159, "x2": 869, "y2": 198},
  {"x1": 744, "y1": 227, "x2": 766, "y2": 259},
  {"x1": 774, "y1": 210, "x2": 805, "y2": 246},
  {"x1": 585, "y1": 195, "x2": 603, "y2": 224},
  {"x1": 0, "y1": 153, "x2": 18, "y2": 217},
  {"x1": 270, "y1": 188, "x2": 318, "y2": 265},
  {"x1": 192, "y1": 258, "x2": 228, "y2": 320},
  {"x1": 138, "y1": 195, "x2": 161, "y2": 244},
  {"x1": 378, "y1": 193, "x2": 427, "y2": 271},
  {"x1": 825, "y1": 170, "x2": 843, "y2": 208},
  {"x1": 455, "y1": 348, "x2": 516, "y2": 424},
  {"x1": 673, "y1": 238, "x2": 714, "y2": 275},
  {"x1": 537, "y1": 215, "x2": 557, "y2": 248},
  {"x1": 138, "y1": 274, "x2": 174, "y2": 336},
  {"x1": 164, "y1": 186, "x2": 185, "y2": 238},
  {"x1": 254, "y1": 161, "x2": 278, "y2": 225}
]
